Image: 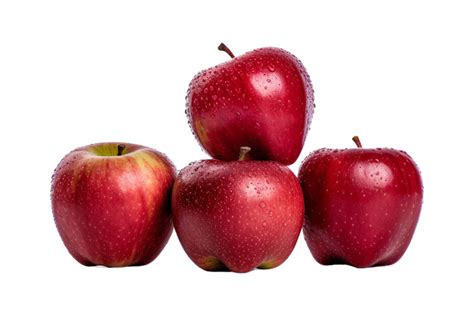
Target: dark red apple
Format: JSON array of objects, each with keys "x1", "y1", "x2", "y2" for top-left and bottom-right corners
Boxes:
[
  {"x1": 186, "y1": 43, "x2": 315, "y2": 165},
  {"x1": 51, "y1": 142, "x2": 176, "y2": 267},
  {"x1": 172, "y1": 147, "x2": 304, "y2": 272},
  {"x1": 298, "y1": 136, "x2": 423, "y2": 268}
]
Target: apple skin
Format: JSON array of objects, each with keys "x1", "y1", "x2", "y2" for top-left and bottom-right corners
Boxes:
[
  {"x1": 172, "y1": 158, "x2": 304, "y2": 272},
  {"x1": 51, "y1": 142, "x2": 176, "y2": 267},
  {"x1": 298, "y1": 143, "x2": 423, "y2": 268},
  {"x1": 186, "y1": 46, "x2": 315, "y2": 165}
]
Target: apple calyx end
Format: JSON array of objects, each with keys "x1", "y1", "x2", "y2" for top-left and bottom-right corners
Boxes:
[
  {"x1": 238, "y1": 146, "x2": 251, "y2": 161},
  {"x1": 117, "y1": 144, "x2": 126, "y2": 156},
  {"x1": 352, "y1": 136, "x2": 363, "y2": 148},
  {"x1": 218, "y1": 43, "x2": 235, "y2": 59}
]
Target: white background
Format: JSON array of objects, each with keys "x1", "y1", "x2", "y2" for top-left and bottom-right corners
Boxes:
[{"x1": 1, "y1": 0, "x2": 473, "y2": 315}]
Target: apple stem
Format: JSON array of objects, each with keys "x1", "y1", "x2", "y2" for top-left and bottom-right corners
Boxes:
[
  {"x1": 218, "y1": 43, "x2": 235, "y2": 59},
  {"x1": 117, "y1": 144, "x2": 126, "y2": 156},
  {"x1": 238, "y1": 146, "x2": 251, "y2": 161},
  {"x1": 352, "y1": 136, "x2": 363, "y2": 148}
]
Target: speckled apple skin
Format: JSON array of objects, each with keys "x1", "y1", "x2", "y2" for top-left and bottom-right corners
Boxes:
[
  {"x1": 298, "y1": 148, "x2": 423, "y2": 268},
  {"x1": 51, "y1": 143, "x2": 176, "y2": 267},
  {"x1": 186, "y1": 47, "x2": 315, "y2": 165},
  {"x1": 172, "y1": 160, "x2": 304, "y2": 273}
]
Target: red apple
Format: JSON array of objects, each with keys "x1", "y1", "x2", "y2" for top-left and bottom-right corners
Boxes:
[
  {"x1": 186, "y1": 43, "x2": 315, "y2": 165},
  {"x1": 298, "y1": 136, "x2": 423, "y2": 268},
  {"x1": 172, "y1": 147, "x2": 304, "y2": 272},
  {"x1": 51, "y1": 142, "x2": 176, "y2": 267}
]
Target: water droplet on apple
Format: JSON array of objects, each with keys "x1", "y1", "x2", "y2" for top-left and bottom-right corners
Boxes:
[
  {"x1": 268, "y1": 65, "x2": 275, "y2": 72},
  {"x1": 236, "y1": 111, "x2": 241, "y2": 116},
  {"x1": 262, "y1": 221, "x2": 267, "y2": 227}
]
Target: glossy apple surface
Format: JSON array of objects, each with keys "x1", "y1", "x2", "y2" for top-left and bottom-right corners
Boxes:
[
  {"x1": 172, "y1": 149, "x2": 304, "y2": 272},
  {"x1": 186, "y1": 44, "x2": 315, "y2": 165},
  {"x1": 298, "y1": 137, "x2": 423, "y2": 268},
  {"x1": 51, "y1": 142, "x2": 176, "y2": 267}
]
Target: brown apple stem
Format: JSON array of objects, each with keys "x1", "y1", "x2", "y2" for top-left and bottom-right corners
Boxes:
[
  {"x1": 238, "y1": 146, "x2": 251, "y2": 161},
  {"x1": 218, "y1": 43, "x2": 235, "y2": 59},
  {"x1": 352, "y1": 136, "x2": 363, "y2": 148},
  {"x1": 117, "y1": 144, "x2": 126, "y2": 156}
]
